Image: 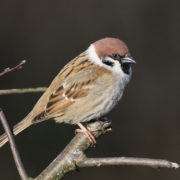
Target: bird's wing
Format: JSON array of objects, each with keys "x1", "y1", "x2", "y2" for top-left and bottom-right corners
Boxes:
[
  {"x1": 32, "y1": 53, "x2": 102, "y2": 123},
  {"x1": 45, "y1": 73, "x2": 96, "y2": 117}
]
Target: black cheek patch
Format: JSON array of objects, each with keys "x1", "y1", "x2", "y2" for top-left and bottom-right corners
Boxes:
[
  {"x1": 121, "y1": 64, "x2": 130, "y2": 74},
  {"x1": 102, "y1": 59, "x2": 114, "y2": 67}
]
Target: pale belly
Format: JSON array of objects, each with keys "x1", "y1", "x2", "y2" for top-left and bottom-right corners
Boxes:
[{"x1": 55, "y1": 81, "x2": 124, "y2": 124}]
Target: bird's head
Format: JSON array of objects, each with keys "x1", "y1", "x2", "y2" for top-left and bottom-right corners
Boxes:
[{"x1": 87, "y1": 37, "x2": 136, "y2": 77}]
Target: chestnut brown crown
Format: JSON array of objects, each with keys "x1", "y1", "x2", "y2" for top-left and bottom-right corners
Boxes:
[{"x1": 93, "y1": 37, "x2": 130, "y2": 59}]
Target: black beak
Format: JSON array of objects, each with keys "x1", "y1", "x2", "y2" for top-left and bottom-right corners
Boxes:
[{"x1": 121, "y1": 55, "x2": 136, "y2": 64}]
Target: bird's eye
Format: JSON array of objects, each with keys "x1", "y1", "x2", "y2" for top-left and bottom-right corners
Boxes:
[{"x1": 112, "y1": 54, "x2": 120, "y2": 60}]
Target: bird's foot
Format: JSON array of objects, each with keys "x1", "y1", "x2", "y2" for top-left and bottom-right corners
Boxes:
[{"x1": 76, "y1": 122, "x2": 96, "y2": 144}]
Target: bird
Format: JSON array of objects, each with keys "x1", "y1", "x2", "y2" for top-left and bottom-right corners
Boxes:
[{"x1": 0, "y1": 37, "x2": 135, "y2": 147}]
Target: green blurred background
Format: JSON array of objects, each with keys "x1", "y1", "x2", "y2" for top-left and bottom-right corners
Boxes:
[{"x1": 0, "y1": 0, "x2": 179, "y2": 179}]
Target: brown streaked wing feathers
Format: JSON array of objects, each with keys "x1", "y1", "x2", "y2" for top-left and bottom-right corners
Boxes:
[
  {"x1": 32, "y1": 52, "x2": 98, "y2": 123},
  {"x1": 45, "y1": 78, "x2": 95, "y2": 117}
]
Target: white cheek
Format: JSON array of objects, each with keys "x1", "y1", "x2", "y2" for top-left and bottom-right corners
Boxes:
[
  {"x1": 87, "y1": 44, "x2": 103, "y2": 66},
  {"x1": 112, "y1": 60, "x2": 122, "y2": 73}
]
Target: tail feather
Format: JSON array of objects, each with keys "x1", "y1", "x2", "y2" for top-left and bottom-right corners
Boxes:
[{"x1": 0, "y1": 118, "x2": 32, "y2": 148}]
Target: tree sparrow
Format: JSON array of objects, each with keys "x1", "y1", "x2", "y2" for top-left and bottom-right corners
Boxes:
[{"x1": 0, "y1": 37, "x2": 135, "y2": 146}]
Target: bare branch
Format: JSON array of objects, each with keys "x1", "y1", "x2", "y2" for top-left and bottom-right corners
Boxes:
[
  {"x1": 0, "y1": 109, "x2": 28, "y2": 180},
  {"x1": 35, "y1": 120, "x2": 111, "y2": 180},
  {"x1": 0, "y1": 60, "x2": 26, "y2": 77},
  {"x1": 77, "y1": 157, "x2": 179, "y2": 169},
  {"x1": 35, "y1": 120, "x2": 179, "y2": 180},
  {"x1": 0, "y1": 87, "x2": 46, "y2": 95}
]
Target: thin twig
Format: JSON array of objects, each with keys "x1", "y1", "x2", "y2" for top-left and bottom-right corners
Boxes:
[
  {"x1": 0, "y1": 109, "x2": 28, "y2": 180},
  {"x1": 0, "y1": 87, "x2": 46, "y2": 95},
  {"x1": 35, "y1": 120, "x2": 179, "y2": 180},
  {"x1": 0, "y1": 60, "x2": 26, "y2": 77},
  {"x1": 77, "y1": 157, "x2": 179, "y2": 169}
]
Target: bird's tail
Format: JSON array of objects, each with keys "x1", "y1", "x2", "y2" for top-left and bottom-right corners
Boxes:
[{"x1": 0, "y1": 116, "x2": 32, "y2": 148}]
